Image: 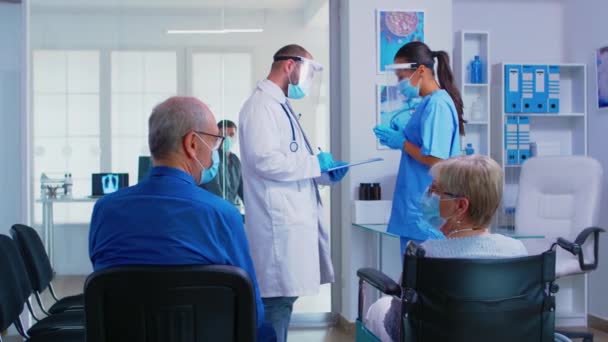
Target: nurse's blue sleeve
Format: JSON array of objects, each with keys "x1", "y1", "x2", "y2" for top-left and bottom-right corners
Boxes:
[
  {"x1": 222, "y1": 211, "x2": 265, "y2": 328},
  {"x1": 420, "y1": 98, "x2": 457, "y2": 159}
]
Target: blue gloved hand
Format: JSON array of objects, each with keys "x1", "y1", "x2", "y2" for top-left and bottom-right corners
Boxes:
[
  {"x1": 317, "y1": 152, "x2": 335, "y2": 173},
  {"x1": 328, "y1": 161, "x2": 349, "y2": 182},
  {"x1": 373, "y1": 125, "x2": 406, "y2": 150}
]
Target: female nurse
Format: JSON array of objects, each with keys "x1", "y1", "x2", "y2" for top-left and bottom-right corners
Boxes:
[{"x1": 373, "y1": 41, "x2": 466, "y2": 257}]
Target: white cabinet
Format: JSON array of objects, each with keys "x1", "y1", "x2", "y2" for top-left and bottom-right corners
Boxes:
[{"x1": 454, "y1": 31, "x2": 491, "y2": 156}]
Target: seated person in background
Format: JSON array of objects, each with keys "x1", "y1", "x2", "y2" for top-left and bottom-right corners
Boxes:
[
  {"x1": 365, "y1": 155, "x2": 528, "y2": 342},
  {"x1": 201, "y1": 120, "x2": 244, "y2": 212},
  {"x1": 89, "y1": 96, "x2": 274, "y2": 341}
]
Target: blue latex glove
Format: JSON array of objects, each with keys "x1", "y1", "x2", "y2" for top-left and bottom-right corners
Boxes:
[
  {"x1": 373, "y1": 125, "x2": 406, "y2": 150},
  {"x1": 317, "y1": 152, "x2": 335, "y2": 173},
  {"x1": 328, "y1": 161, "x2": 349, "y2": 182}
]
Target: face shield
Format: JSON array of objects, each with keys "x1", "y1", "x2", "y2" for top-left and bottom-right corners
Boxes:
[
  {"x1": 275, "y1": 55, "x2": 325, "y2": 124},
  {"x1": 291, "y1": 57, "x2": 323, "y2": 96},
  {"x1": 380, "y1": 63, "x2": 423, "y2": 131}
]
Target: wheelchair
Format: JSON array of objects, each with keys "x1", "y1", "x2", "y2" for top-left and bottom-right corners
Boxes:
[{"x1": 355, "y1": 237, "x2": 600, "y2": 342}]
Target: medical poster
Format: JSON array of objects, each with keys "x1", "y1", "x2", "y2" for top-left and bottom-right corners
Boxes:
[
  {"x1": 377, "y1": 10, "x2": 425, "y2": 73},
  {"x1": 596, "y1": 46, "x2": 608, "y2": 110}
]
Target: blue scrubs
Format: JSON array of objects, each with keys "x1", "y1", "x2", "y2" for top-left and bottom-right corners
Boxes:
[
  {"x1": 389, "y1": 98, "x2": 421, "y2": 132},
  {"x1": 386, "y1": 90, "x2": 461, "y2": 256}
]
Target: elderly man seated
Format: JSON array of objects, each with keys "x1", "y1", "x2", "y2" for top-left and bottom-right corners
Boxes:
[{"x1": 88, "y1": 96, "x2": 274, "y2": 341}]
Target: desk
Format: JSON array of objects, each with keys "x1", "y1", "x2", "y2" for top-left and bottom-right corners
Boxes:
[
  {"x1": 352, "y1": 224, "x2": 399, "y2": 274},
  {"x1": 492, "y1": 227, "x2": 545, "y2": 240},
  {"x1": 36, "y1": 197, "x2": 97, "y2": 267}
]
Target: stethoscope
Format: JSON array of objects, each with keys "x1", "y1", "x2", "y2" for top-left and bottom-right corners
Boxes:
[{"x1": 280, "y1": 103, "x2": 301, "y2": 152}]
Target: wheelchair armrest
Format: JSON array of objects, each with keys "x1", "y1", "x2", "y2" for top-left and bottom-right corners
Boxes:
[
  {"x1": 574, "y1": 227, "x2": 605, "y2": 246},
  {"x1": 556, "y1": 237, "x2": 581, "y2": 255},
  {"x1": 558, "y1": 227, "x2": 605, "y2": 272},
  {"x1": 357, "y1": 268, "x2": 401, "y2": 296}
]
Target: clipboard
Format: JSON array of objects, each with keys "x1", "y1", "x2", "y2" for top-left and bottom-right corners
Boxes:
[{"x1": 325, "y1": 157, "x2": 384, "y2": 172}]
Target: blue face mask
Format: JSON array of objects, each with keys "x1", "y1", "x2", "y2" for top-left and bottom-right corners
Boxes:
[
  {"x1": 397, "y1": 76, "x2": 421, "y2": 101},
  {"x1": 419, "y1": 192, "x2": 447, "y2": 230},
  {"x1": 222, "y1": 137, "x2": 233, "y2": 152},
  {"x1": 197, "y1": 150, "x2": 219, "y2": 185},
  {"x1": 288, "y1": 83, "x2": 306, "y2": 99},
  {"x1": 287, "y1": 68, "x2": 308, "y2": 100},
  {"x1": 194, "y1": 134, "x2": 220, "y2": 185}
]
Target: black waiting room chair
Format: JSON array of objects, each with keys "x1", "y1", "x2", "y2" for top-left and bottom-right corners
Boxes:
[
  {"x1": 0, "y1": 234, "x2": 84, "y2": 342},
  {"x1": 10, "y1": 224, "x2": 84, "y2": 315},
  {"x1": 85, "y1": 265, "x2": 258, "y2": 342}
]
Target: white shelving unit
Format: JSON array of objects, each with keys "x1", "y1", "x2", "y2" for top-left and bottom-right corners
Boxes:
[
  {"x1": 491, "y1": 62, "x2": 588, "y2": 326},
  {"x1": 491, "y1": 62, "x2": 587, "y2": 211},
  {"x1": 454, "y1": 30, "x2": 491, "y2": 156}
]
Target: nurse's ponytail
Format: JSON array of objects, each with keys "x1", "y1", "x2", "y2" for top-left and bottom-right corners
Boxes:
[
  {"x1": 433, "y1": 50, "x2": 465, "y2": 136},
  {"x1": 395, "y1": 42, "x2": 465, "y2": 136}
]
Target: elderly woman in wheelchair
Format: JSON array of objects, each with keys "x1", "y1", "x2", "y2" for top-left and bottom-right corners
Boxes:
[{"x1": 357, "y1": 155, "x2": 583, "y2": 342}]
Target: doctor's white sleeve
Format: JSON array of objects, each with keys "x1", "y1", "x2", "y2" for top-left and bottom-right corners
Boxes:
[{"x1": 240, "y1": 103, "x2": 321, "y2": 182}]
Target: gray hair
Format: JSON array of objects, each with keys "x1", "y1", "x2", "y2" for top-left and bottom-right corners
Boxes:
[
  {"x1": 430, "y1": 155, "x2": 503, "y2": 228},
  {"x1": 148, "y1": 96, "x2": 211, "y2": 159}
]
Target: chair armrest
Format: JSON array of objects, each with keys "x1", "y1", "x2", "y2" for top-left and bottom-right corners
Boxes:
[
  {"x1": 556, "y1": 237, "x2": 581, "y2": 255},
  {"x1": 557, "y1": 227, "x2": 605, "y2": 272},
  {"x1": 357, "y1": 268, "x2": 401, "y2": 296},
  {"x1": 574, "y1": 227, "x2": 605, "y2": 246}
]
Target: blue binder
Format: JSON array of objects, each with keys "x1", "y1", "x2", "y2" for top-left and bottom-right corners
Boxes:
[
  {"x1": 521, "y1": 65, "x2": 535, "y2": 113},
  {"x1": 505, "y1": 116, "x2": 519, "y2": 164},
  {"x1": 533, "y1": 65, "x2": 548, "y2": 113},
  {"x1": 548, "y1": 65, "x2": 560, "y2": 113},
  {"x1": 504, "y1": 64, "x2": 522, "y2": 113},
  {"x1": 518, "y1": 116, "x2": 531, "y2": 163}
]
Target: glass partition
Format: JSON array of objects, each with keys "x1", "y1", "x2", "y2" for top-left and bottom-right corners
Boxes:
[{"x1": 30, "y1": 0, "x2": 332, "y2": 317}]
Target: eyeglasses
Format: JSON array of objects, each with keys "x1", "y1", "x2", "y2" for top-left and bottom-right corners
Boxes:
[
  {"x1": 426, "y1": 184, "x2": 461, "y2": 199},
  {"x1": 193, "y1": 131, "x2": 225, "y2": 150}
]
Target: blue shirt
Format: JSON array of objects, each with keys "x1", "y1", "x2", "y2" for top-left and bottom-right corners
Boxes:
[
  {"x1": 387, "y1": 89, "x2": 461, "y2": 240},
  {"x1": 89, "y1": 166, "x2": 264, "y2": 327}
]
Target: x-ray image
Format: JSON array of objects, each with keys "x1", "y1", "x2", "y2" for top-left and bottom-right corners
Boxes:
[{"x1": 102, "y1": 174, "x2": 120, "y2": 194}]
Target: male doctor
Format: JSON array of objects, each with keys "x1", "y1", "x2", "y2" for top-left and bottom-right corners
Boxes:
[{"x1": 239, "y1": 44, "x2": 348, "y2": 341}]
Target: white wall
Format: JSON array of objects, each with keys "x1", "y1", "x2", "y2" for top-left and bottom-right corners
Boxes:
[
  {"x1": 339, "y1": 0, "x2": 453, "y2": 320},
  {"x1": 562, "y1": 0, "x2": 608, "y2": 320},
  {"x1": 0, "y1": 0, "x2": 27, "y2": 335},
  {"x1": 0, "y1": 2, "x2": 25, "y2": 236},
  {"x1": 453, "y1": 0, "x2": 565, "y2": 63}
]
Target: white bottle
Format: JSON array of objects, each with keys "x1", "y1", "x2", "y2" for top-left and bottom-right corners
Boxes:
[
  {"x1": 471, "y1": 97, "x2": 484, "y2": 121},
  {"x1": 65, "y1": 173, "x2": 73, "y2": 198}
]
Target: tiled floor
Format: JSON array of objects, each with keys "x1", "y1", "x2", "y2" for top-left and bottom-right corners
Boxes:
[
  {"x1": 5, "y1": 327, "x2": 608, "y2": 341},
  {"x1": 3, "y1": 326, "x2": 353, "y2": 342},
  {"x1": 3, "y1": 275, "x2": 607, "y2": 342},
  {"x1": 4, "y1": 325, "x2": 608, "y2": 342}
]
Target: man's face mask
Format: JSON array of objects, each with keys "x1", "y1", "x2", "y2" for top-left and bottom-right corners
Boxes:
[
  {"x1": 279, "y1": 56, "x2": 323, "y2": 100},
  {"x1": 288, "y1": 66, "x2": 308, "y2": 100},
  {"x1": 222, "y1": 137, "x2": 233, "y2": 152},
  {"x1": 193, "y1": 133, "x2": 219, "y2": 185}
]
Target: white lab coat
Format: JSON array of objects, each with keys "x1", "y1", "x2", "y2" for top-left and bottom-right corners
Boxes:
[{"x1": 239, "y1": 79, "x2": 335, "y2": 298}]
